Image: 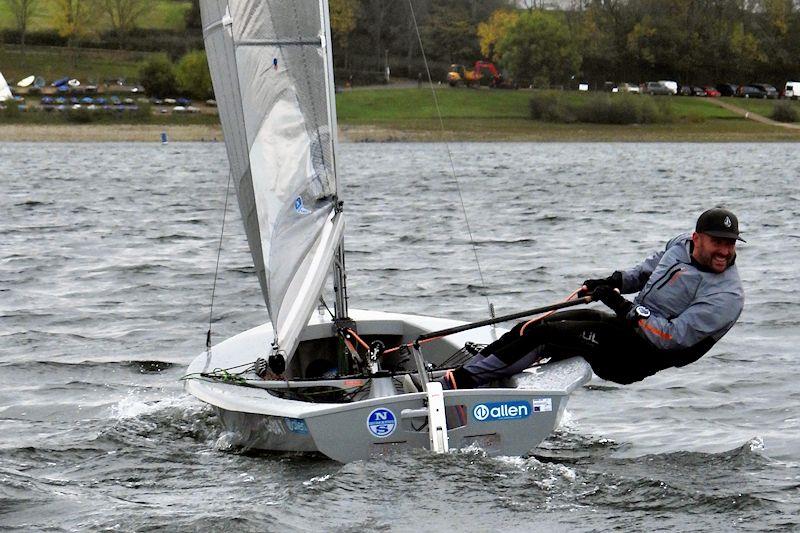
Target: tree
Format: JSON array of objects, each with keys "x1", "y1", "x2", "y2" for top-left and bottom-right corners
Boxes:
[
  {"x1": 175, "y1": 50, "x2": 212, "y2": 99},
  {"x1": 579, "y1": 0, "x2": 632, "y2": 85},
  {"x1": 477, "y1": 8, "x2": 519, "y2": 62},
  {"x1": 52, "y1": 0, "x2": 96, "y2": 56},
  {"x1": 751, "y1": 0, "x2": 797, "y2": 81},
  {"x1": 625, "y1": 16, "x2": 658, "y2": 75},
  {"x1": 729, "y1": 21, "x2": 765, "y2": 80},
  {"x1": 423, "y1": 0, "x2": 480, "y2": 64},
  {"x1": 330, "y1": 0, "x2": 359, "y2": 69},
  {"x1": 184, "y1": 0, "x2": 201, "y2": 30},
  {"x1": 496, "y1": 10, "x2": 582, "y2": 87},
  {"x1": 99, "y1": 0, "x2": 153, "y2": 48},
  {"x1": 140, "y1": 54, "x2": 177, "y2": 97},
  {"x1": 5, "y1": 0, "x2": 40, "y2": 49}
]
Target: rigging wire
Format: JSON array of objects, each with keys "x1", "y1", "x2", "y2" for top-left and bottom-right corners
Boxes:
[
  {"x1": 318, "y1": 296, "x2": 335, "y2": 319},
  {"x1": 206, "y1": 170, "x2": 234, "y2": 351},
  {"x1": 406, "y1": 0, "x2": 493, "y2": 317}
]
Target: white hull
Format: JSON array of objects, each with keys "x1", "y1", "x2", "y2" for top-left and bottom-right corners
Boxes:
[{"x1": 184, "y1": 309, "x2": 591, "y2": 462}]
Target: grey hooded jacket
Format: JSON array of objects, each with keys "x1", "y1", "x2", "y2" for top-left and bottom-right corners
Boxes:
[{"x1": 619, "y1": 232, "x2": 744, "y2": 361}]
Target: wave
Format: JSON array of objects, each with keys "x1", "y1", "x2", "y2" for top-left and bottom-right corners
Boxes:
[{"x1": 0, "y1": 359, "x2": 176, "y2": 370}]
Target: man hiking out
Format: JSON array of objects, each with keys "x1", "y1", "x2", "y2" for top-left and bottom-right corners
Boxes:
[{"x1": 443, "y1": 208, "x2": 745, "y2": 388}]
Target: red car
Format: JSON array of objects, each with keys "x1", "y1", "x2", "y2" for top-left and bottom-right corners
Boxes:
[{"x1": 703, "y1": 86, "x2": 721, "y2": 97}]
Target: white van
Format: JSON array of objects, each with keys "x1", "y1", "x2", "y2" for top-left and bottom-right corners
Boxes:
[
  {"x1": 658, "y1": 80, "x2": 678, "y2": 95},
  {"x1": 784, "y1": 81, "x2": 800, "y2": 99}
]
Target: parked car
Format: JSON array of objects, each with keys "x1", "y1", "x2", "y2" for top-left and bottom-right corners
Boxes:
[
  {"x1": 751, "y1": 83, "x2": 778, "y2": 99},
  {"x1": 618, "y1": 82, "x2": 640, "y2": 94},
  {"x1": 784, "y1": 81, "x2": 800, "y2": 99},
  {"x1": 658, "y1": 80, "x2": 678, "y2": 94},
  {"x1": 716, "y1": 83, "x2": 738, "y2": 96},
  {"x1": 603, "y1": 81, "x2": 618, "y2": 92},
  {"x1": 680, "y1": 85, "x2": 706, "y2": 96},
  {"x1": 703, "y1": 85, "x2": 721, "y2": 97},
  {"x1": 736, "y1": 85, "x2": 767, "y2": 98},
  {"x1": 643, "y1": 81, "x2": 673, "y2": 95}
]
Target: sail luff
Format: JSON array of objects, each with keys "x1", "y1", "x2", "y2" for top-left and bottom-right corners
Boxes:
[
  {"x1": 318, "y1": 0, "x2": 349, "y2": 320},
  {"x1": 201, "y1": 0, "x2": 271, "y2": 308},
  {"x1": 201, "y1": 0, "x2": 342, "y2": 362},
  {"x1": 319, "y1": 0, "x2": 340, "y2": 198}
]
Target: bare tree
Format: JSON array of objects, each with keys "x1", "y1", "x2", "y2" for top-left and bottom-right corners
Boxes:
[
  {"x1": 52, "y1": 0, "x2": 97, "y2": 64},
  {"x1": 5, "y1": 0, "x2": 40, "y2": 49},
  {"x1": 100, "y1": 0, "x2": 153, "y2": 48}
]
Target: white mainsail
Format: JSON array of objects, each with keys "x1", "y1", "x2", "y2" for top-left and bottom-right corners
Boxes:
[
  {"x1": 0, "y1": 72, "x2": 12, "y2": 102},
  {"x1": 200, "y1": 0, "x2": 343, "y2": 360}
]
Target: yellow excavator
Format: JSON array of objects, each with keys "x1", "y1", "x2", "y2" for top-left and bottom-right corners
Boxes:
[{"x1": 447, "y1": 60, "x2": 509, "y2": 88}]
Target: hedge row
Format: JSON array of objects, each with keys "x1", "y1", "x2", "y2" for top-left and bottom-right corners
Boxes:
[
  {"x1": 1, "y1": 29, "x2": 202, "y2": 59},
  {"x1": 529, "y1": 92, "x2": 673, "y2": 124}
]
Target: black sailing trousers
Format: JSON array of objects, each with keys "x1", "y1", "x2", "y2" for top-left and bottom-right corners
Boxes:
[{"x1": 462, "y1": 309, "x2": 663, "y2": 385}]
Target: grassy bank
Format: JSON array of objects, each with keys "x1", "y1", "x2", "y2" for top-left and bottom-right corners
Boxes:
[
  {"x1": 726, "y1": 97, "x2": 800, "y2": 119},
  {"x1": 336, "y1": 88, "x2": 800, "y2": 141},
  {"x1": 0, "y1": 123, "x2": 221, "y2": 141},
  {"x1": 5, "y1": 87, "x2": 800, "y2": 141},
  {"x1": 0, "y1": 45, "x2": 160, "y2": 82},
  {"x1": 340, "y1": 118, "x2": 800, "y2": 142},
  {"x1": 337, "y1": 89, "x2": 745, "y2": 122}
]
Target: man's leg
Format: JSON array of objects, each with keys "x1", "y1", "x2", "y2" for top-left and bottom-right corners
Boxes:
[{"x1": 449, "y1": 309, "x2": 621, "y2": 388}]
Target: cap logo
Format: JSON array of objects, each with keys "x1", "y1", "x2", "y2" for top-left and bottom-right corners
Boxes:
[{"x1": 723, "y1": 216, "x2": 732, "y2": 228}]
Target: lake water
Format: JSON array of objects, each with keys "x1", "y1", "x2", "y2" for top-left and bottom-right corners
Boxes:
[{"x1": 1, "y1": 142, "x2": 798, "y2": 531}]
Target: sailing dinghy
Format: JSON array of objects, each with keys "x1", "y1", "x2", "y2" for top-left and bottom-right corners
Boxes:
[{"x1": 184, "y1": 0, "x2": 592, "y2": 462}]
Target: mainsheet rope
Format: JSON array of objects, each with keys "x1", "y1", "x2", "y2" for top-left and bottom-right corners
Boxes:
[{"x1": 367, "y1": 289, "x2": 584, "y2": 358}]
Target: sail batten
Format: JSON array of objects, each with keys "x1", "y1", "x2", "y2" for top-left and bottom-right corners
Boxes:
[
  {"x1": 237, "y1": 38, "x2": 321, "y2": 46},
  {"x1": 201, "y1": 0, "x2": 340, "y2": 362}
]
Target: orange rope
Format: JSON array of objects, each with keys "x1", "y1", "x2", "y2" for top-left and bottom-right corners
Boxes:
[
  {"x1": 382, "y1": 336, "x2": 439, "y2": 355},
  {"x1": 344, "y1": 328, "x2": 371, "y2": 351},
  {"x1": 519, "y1": 288, "x2": 582, "y2": 336},
  {"x1": 444, "y1": 370, "x2": 467, "y2": 425}
]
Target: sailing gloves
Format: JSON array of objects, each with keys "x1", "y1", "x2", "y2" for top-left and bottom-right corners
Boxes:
[
  {"x1": 591, "y1": 285, "x2": 633, "y2": 318},
  {"x1": 579, "y1": 271, "x2": 623, "y2": 297}
]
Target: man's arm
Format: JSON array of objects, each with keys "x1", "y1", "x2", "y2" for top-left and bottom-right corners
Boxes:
[
  {"x1": 619, "y1": 249, "x2": 664, "y2": 293},
  {"x1": 619, "y1": 234, "x2": 687, "y2": 293},
  {"x1": 634, "y1": 290, "x2": 743, "y2": 351}
]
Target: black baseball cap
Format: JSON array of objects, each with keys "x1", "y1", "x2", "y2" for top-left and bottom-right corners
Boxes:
[{"x1": 695, "y1": 208, "x2": 745, "y2": 242}]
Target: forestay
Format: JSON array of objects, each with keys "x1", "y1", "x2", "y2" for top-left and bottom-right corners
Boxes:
[{"x1": 200, "y1": 0, "x2": 343, "y2": 360}]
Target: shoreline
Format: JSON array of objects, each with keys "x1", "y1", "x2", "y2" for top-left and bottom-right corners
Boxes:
[
  {"x1": 0, "y1": 124, "x2": 224, "y2": 142},
  {"x1": 2, "y1": 122, "x2": 800, "y2": 142}
]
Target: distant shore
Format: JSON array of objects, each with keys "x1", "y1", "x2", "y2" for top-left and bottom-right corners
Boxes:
[
  {"x1": 5, "y1": 88, "x2": 800, "y2": 142},
  {"x1": 0, "y1": 123, "x2": 224, "y2": 142},
  {"x1": 3, "y1": 119, "x2": 800, "y2": 143}
]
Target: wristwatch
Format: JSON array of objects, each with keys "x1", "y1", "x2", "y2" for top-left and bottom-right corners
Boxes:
[{"x1": 634, "y1": 305, "x2": 651, "y2": 320}]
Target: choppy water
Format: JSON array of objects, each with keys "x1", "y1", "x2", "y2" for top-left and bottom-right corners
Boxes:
[{"x1": 1, "y1": 142, "x2": 798, "y2": 531}]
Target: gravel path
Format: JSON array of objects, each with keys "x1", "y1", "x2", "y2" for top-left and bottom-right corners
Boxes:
[{"x1": 706, "y1": 97, "x2": 800, "y2": 129}]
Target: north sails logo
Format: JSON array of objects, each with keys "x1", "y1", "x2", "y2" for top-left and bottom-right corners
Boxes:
[
  {"x1": 366, "y1": 408, "x2": 396, "y2": 437},
  {"x1": 294, "y1": 197, "x2": 310, "y2": 214},
  {"x1": 724, "y1": 216, "x2": 732, "y2": 227}
]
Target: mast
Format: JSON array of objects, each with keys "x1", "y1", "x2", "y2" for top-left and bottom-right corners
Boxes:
[{"x1": 319, "y1": 0, "x2": 349, "y2": 320}]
